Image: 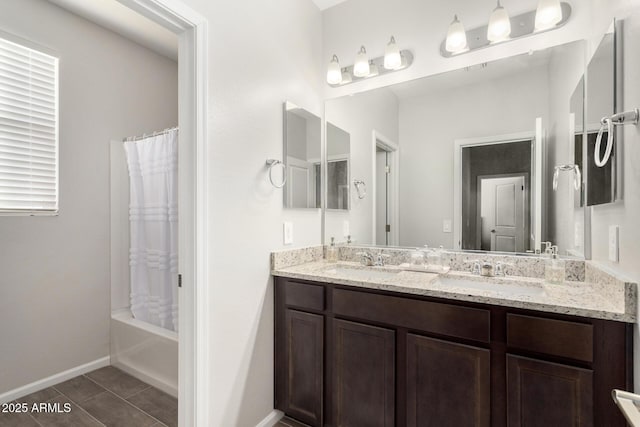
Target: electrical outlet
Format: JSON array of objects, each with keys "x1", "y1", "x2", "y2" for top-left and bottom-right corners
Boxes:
[
  {"x1": 343, "y1": 220, "x2": 350, "y2": 237},
  {"x1": 443, "y1": 219, "x2": 452, "y2": 233},
  {"x1": 283, "y1": 222, "x2": 293, "y2": 245},
  {"x1": 608, "y1": 225, "x2": 619, "y2": 262}
]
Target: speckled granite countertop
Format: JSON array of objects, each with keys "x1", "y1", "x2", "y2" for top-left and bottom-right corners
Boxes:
[{"x1": 272, "y1": 261, "x2": 637, "y2": 323}]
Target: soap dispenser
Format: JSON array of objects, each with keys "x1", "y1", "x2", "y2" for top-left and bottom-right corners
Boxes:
[
  {"x1": 544, "y1": 245, "x2": 565, "y2": 284},
  {"x1": 327, "y1": 237, "x2": 338, "y2": 263}
]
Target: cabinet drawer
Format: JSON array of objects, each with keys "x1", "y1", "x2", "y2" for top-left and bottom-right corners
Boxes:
[
  {"x1": 507, "y1": 314, "x2": 593, "y2": 362},
  {"x1": 333, "y1": 288, "x2": 490, "y2": 343},
  {"x1": 284, "y1": 281, "x2": 325, "y2": 311}
]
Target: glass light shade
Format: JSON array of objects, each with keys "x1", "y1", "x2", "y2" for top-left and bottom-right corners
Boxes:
[
  {"x1": 384, "y1": 36, "x2": 402, "y2": 70},
  {"x1": 353, "y1": 46, "x2": 369, "y2": 77},
  {"x1": 445, "y1": 15, "x2": 467, "y2": 53},
  {"x1": 487, "y1": 2, "x2": 511, "y2": 42},
  {"x1": 535, "y1": 0, "x2": 562, "y2": 30},
  {"x1": 326, "y1": 55, "x2": 342, "y2": 85}
]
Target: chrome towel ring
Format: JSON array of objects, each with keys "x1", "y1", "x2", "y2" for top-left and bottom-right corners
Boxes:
[
  {"x1": 353, "y1": 179, "x2": 367, "y2": 199},
  {"x1": 266, "y1": 159, "x2": 286, "y2": 188},
  {"x1": 594, "y1": 109, "x2": 639, "y2": 167},
  {"x1": 553, "y1": 164, "x2": 581, "y2": 191}
]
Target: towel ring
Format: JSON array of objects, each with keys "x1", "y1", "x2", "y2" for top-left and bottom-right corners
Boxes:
[
  {"x1": 266, "y1": 159, "x2": 286, "y2": 188},
  {"x1": 552, "y1": 164, "x2": 581, "y2": 191},
  {"x1": 594, "y1": 117, "x2": 614, "y2": 168},
  {"x1": 353, "y1": 179, "x2": 366, "y2": 199},
  {"x1": 594, "y1": 109, "x2": 639, "y2": 167}
]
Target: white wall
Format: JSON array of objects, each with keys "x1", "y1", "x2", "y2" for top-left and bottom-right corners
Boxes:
[
  {"x1": 0, "y1": 0, "x2": 177, "y2": 394},
  {"x1": 325, "y1": 88, "x2": 399, "y2": 244},
  {"x1": 175, "y1": 0, "x2": 324, "y2": 425},
  {"x1": 322, "y1": 0, "x2": 592, "y2": 98},
  {"x1": 398, "y1": 66, "x2": 549, "y2": 248}
]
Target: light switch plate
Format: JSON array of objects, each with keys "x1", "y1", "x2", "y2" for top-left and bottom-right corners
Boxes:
[
  {"x1": 443, "y1": 219, "x2": 452, "y2": 233},
  {"x1": 283, "y1": 221, "x2": 293, "y2": 245},
  {"x1": 608, "y1": 225, "x2": 619, "y2": 262},
  {"x1": 343, "y1": 220, "x2": 350, "y2": 237}
]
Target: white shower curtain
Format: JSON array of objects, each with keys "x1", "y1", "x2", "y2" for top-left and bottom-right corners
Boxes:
[{"x1": 124, "y1": 129, "x2": 178, "y2": 332}]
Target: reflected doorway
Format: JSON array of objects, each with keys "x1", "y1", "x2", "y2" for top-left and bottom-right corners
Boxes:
[{"x1": 372, "y1": 131, "x2": 399, "y2": 246}]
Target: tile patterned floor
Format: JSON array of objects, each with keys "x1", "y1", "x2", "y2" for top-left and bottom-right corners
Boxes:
[
  {"x1": 0, "y1": 366, "x2": 177, "y2": 427},
  {"x1": 276, "y1": 417, "x2": 310, "y2": 427}
]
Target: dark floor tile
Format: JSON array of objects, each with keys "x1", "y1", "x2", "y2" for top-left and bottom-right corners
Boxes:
[
  {"x1": 15, "y1": 387, "x2": 60, "y2": 406},
  {"x1": 30, "y1": 395, "x2": 103, "y2": 427},
  {"x1": 54, "y1": 376, "x2": 106, "y2": 403},
  {"x1": 0, "y1": 411, "x2": 40, "y2": 427},
  {"x1": 85, "y1": 367, "x2": 149, "y2": 399},
  {"x1": 126, "y1": 388, "x2": 177, "y2": 427},
  {"x1": 79, "y1": 391, "x2": 156, "y2": 427},
  {"x1": 279, "y1": 417, "x2": 311, "y2": 427}
]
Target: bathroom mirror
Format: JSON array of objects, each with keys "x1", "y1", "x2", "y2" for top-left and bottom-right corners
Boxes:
[
  {"x1": 584, "y1": 24, "x2": 617, "y2": 205},
  {"x1": 283, "y1": 101, "x2": 321, "y2": 209},
  {"x1": 326, "y1": 122, "x2": 350, "y2": 210},
  {"x1": 324, "y1": 40, "x2": 588, "y2": 256}
]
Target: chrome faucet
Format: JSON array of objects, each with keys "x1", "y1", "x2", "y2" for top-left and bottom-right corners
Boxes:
[{"x1": 466, "y1": 260, "x2": 512, "y2": 277}]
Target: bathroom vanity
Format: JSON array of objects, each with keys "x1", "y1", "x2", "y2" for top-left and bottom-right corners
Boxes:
[{"x1": 272, "y1": 250, "x2": 635, "y2": 427}]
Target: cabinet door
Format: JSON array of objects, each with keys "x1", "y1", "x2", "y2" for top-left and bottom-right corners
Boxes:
[
  {"x1": 507, "y1": 354, "x2": 593, "y2": 427},
  {"x1": 406, "y1": 334, "x2": 490, "y2": 427},
  {"x1": 282, "y1": 309, "x2": 324, "y2": 426},
  {"x1": 333, "y1": 319, "x2": 395, "y2": 427}
]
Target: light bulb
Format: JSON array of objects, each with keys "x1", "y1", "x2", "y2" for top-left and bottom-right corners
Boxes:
[
  {"x1": 445, "y1": 15, "x2": 467, "y2": 53},
  {"x1": 535, "y1": 0, "x2": 562, "y2": 30},
  {"x1": 384, "y1": 36, "x2": 402, "y2": 70},
  {"x1": 326, "y1": 54, "x2": 342, "y2": 85},
  {"x1": 353, "y1": 46, "x2": 370, "y2": 77},
  {"x1": 487, "y1": 1, "x2": 511, "y2": 43}
]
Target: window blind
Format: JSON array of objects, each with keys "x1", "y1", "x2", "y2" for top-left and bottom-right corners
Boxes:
[{"x1": 0, "y1": 36, "x2": 58, "y2": 213}]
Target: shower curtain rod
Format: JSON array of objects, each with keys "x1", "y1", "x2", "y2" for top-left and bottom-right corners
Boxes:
[{"x1": 123, "y1": 126, "x2": 178, "y2": 142}]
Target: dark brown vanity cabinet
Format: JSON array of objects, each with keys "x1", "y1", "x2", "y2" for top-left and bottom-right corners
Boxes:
[{"x1": 274, "y1": 277, "x2": 632, "y2": 427}]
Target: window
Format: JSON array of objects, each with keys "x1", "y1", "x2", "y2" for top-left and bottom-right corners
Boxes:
[{"x1": 0, "y1": 35, "x2": 58, "y2": 214}]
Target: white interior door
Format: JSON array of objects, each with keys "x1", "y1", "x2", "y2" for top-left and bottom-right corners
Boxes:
[
  {"x1": 287, "y1": 156, "x2": 315, "y2": 208},
  {"x1": 481, "y1": 176, "x2": 526, "y2": 252},
  {"x1": 375, "y1": 149, "x2": 388, "y2": 245}
]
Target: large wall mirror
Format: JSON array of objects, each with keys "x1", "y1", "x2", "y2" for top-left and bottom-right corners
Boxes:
[
  {"x1": 326, "y1": 122, "x2": 351, "y2": 210},
  {"x1": 324, "y1": 40, "x2": 590, "y2": 257},
  {"x1": 284, "y1": 101, "x2": 321, "y2": 209}
]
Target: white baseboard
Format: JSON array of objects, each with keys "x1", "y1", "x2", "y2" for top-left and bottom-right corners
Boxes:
[
  {"x1": 256, "y1": 409, "x2": 284, "y2": 427},
  {"x1": 0, "y1": 356, "x2": 110, "y2": 404}
]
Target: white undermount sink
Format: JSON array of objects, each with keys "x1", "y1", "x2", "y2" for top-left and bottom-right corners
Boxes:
[
  {"x1": 436, "y1": 276, "x2": 546, "y2": 297},
  {"x1": 322, "y1": 265, "x2": 401, "y2": 281}
]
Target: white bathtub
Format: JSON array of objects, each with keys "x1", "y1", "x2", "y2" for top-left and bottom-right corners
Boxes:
[{"x1": 110, "y1": 309, "x2": 178, "y2": 397}]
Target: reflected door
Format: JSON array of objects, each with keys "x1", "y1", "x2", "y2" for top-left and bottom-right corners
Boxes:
[
  {"x1": 376, "y1": 149, "x2": 390, "y2": 245},
  {"x1": 480, "y1": 176, "x2": 526, "y2": 252}
]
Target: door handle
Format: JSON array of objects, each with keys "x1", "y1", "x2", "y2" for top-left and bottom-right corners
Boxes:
[{"x1": 491, "y1": 229, "x2": 496, "y2": 233}]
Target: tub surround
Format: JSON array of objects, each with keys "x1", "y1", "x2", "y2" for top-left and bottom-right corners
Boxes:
[{"x1": 271, "y1": 245, "x2": 636, "y2": 322}]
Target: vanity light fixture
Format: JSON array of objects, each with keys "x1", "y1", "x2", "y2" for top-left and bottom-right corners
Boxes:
[
  {"x1": 384, "y1": 36, "x2": 402, "y2": 69},
  {"x1": 353, "y1": 46, "x2": 370, "y2": 78},
  {"x1": 535, "y1": 0, "x2": 563, "y2": 31},
  {"x1": 326, "y1": 36, "x2": 413, "y2": 87},
  {"x1": 326, "y1": 55, "x2": 342, "y2": 85},
  {"x1": 440, "y1": 2, "x2": 571, "y2": 58},
  {"x1": 445, "y1": 15, "x2": 468, "y2": 54},
  {"x1": 487, "y1": 0, "x2": 511, "y2": 43}
]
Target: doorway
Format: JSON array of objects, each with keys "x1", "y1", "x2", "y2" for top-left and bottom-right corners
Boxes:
[
  {"x1": 372, "y1": 130, "x2": 399, "y2": 246},
  {"x1": 477, "y1": 174, "x2": 529, "y2": 252}
]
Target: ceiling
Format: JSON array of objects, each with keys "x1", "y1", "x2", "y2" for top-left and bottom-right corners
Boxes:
[
  {"x1": 46, "y1": 0, "x2": 178, "y2": 60},
  {"x1": 312, "y1": 0, "x2": 349, "y2": 11}
]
